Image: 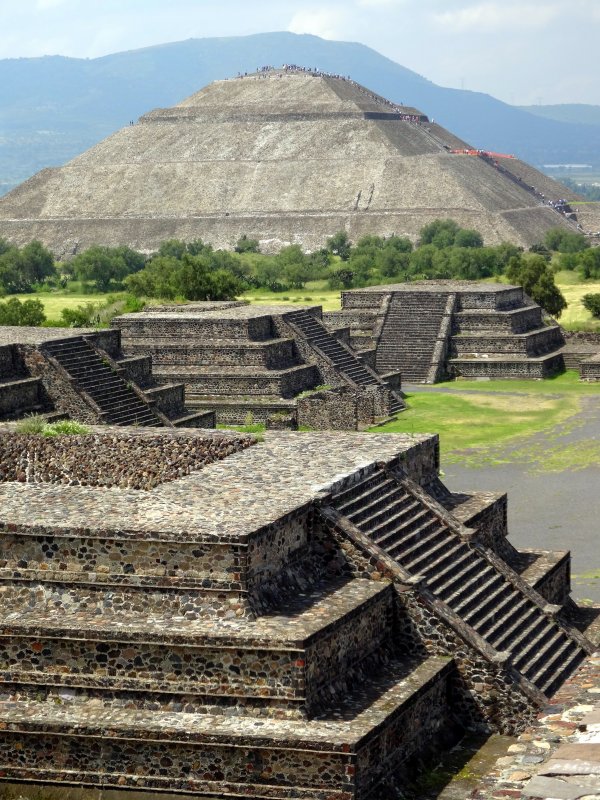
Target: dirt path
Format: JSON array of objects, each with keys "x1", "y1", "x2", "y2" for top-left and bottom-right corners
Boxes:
[{"x1": 442, "y1": 393, "x2": 600, "y2": 603}]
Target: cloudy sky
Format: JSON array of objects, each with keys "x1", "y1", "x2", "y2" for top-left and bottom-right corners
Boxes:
[{"x1": 1, "y1": 0, "x2": 598, "y2": 105}]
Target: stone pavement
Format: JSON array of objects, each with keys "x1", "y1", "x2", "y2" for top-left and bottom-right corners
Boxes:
[{"x1": 472, "y1": 648, "x2": 600, "y2": 799}]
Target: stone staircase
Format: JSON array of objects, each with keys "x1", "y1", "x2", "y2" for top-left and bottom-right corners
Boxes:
[
  {"x1": 42, "y1": 337, "x2": 162, "y2": 427},
  {"x1": 326, "y1": 468, "x2": 587, "y2": 698},
  {"x1": 375, "y1": 292, "x2": 449, "y2": 382},
  {"x1": 285, "y1": 308, "x2": 404, "y2": 413},
  {"x1": 450, "y1": 294, "x2": 565, "y2": 379}
]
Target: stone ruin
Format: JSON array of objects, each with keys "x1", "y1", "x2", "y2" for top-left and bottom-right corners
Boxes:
[
  {"x1": 0, "y1": 425, "x2": 593, "y2": 798},
  {"x1": 326, "y1": 280, "x2": 567, "y2": 382},
  {"x1": 1, "y1": 69, "x2": 596, "y2": 255},
  {"x1": 0, "y1": 326, "x2": 213, "y2": 428},
  {"x1": 111, "y1": 302, "x2": 405, "y2": 427}
]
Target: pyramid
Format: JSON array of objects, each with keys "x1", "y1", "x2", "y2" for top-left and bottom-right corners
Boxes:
[{"x1": 0, "y1": 68, "x2": 590, "y2": 254}]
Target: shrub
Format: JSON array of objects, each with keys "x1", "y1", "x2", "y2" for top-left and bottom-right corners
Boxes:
[
  {"x1": 582, "y1": 293, "x2": 600, "y2": 318},
  {"x1": 15, "y1": 417, "x2": 90, "y2": 436},
  {"x1": 0, "y1": 297, "x2": 46, "y2": 326}
]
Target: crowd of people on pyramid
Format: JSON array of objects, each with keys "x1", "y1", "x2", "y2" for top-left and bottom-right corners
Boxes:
[{"x1": 232, "y1": 65, "x2": 429, "y2": 123}]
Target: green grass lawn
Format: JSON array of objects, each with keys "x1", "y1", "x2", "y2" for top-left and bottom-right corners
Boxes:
[
  {"x1": 371, "y1": 372, "x2": 600, "y2": 469},
  {"x1": 554, "y1": 271, "x2": 600, "y2": 331},
  {"x1": 11, "y1": 271, "x2": 600, "y2": 326},
  {"x1": 12, "y1": 291, "x2": 114, "y2": 323},
  {"x1": 241, "y1": 281, "x2": 342, "y2": 311}
]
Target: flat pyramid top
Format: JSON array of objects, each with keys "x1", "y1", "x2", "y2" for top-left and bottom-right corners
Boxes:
[{"x1": 161, "y1": 68, "x2": 425, "y2": 118}]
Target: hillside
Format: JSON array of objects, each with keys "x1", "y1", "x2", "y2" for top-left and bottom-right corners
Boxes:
[
  {"x1": 519, "y1": 104, "x2": 600, "y2": 129},
  {"x1": 1, "y1": 32, "x2": 599, "y2": 195}
]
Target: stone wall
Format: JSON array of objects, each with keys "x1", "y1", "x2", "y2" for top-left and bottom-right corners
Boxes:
[
  {"x1": 0, "y1": 378, "x2": 43, "y2": 417},
  {"x1": 395, "y1": 588, "x2": 539, "y2": 734},
  {"x1": 297, "y1": 386, "x2": 394, "y2": 430},
  {"x1": 19, "y1": 345, "x2": 98, "y2": 424}
]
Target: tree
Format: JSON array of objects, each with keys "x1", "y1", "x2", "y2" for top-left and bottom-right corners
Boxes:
[
  {"x1": 582, "y1": 294, "x2": 600, "y2": 318},
  {"x1": 505, "y1": 254, "x2": 567, "y2": 318},
  {"x1": 156, "y1": 239, "x2": 188, "y2": 260},
  {"x1": 454, "y1": 228, "x2": 483, "y2": 248},
  {"x1": 274, "y1": 245, "x2": 310, "y2": 289},
  {"x1": 326, "y1": 231, "x2": 352, "y2": 261},
  {"x1": 71, "y1": 246, "x2": 129, "y2": 292},
  {"x1": 125, "y1": 252, "x2": 242, "y2": 301},
  {"x1": 20, "y1": 240, "x2": 55, "y2": 285},
  {"x1": 419, "y1": 219, "x2": 461, "y2": 249},
  {"x1": 234, "y1": 235, "x2": 260, "y2": 254},
  {"x1": 0, "y1": 297, "x2": 46, "y2": 326},
  {"x1": 544, "y1": 227, "x2": 589, "y2": 254},
  {"x1": 576, "y1": 248, "x2": 600, "y2": 279}
]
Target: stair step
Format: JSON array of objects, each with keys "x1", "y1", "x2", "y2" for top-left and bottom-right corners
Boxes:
[
  {"x1": 346, "y1": 488, "x2": 413, "y2": 526},
  {"x1": 513, "y1": 624, "x2": 560, "y2": 673},
  {"x1": 400, "y1": 534, "x2": 459, "y2": 575},
  {"x1": 334, "y1": 473, "x2": 392, "y2": 513},
  {"x1": 453, "y1": 572, "x2": 505, "y2": 616},
  {"x1": 497, "y1": 613, "x2": 548, "y2": 655},
  {"x1": 523, "y1": 632, "x2": 570, "y2": 684},
  {"x1": 384, "y1": 519, "x2": 443, "y2": 560},
  {"x1": 367, "y1": 503, "x2": 430, "y2": 540},
  {"x1": 426, "y1": 550, "x2": 474, "y2": 593},
  {"x1": 431, "y1": 557, "x2": 481, "y2": 599},
  {"x1": 540, "y1": 646, "x2": 584, "y2": 696},
  {"x1": 463, "y1": 582, "x2": 515, "y2": 628},
  {"x1": 475, "y1": 595, "x2": 528, "y2": 641},
  {"x1": 487, "y1": 605, "x2": 539, "y2": 650},
  {"x1": 443, "y1": 565, "x2": 496, "y2": 606}
]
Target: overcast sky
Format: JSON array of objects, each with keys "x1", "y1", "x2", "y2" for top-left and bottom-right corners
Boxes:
[{"x1": 1, "y1": 0, "x2": 598, "y2": 106}]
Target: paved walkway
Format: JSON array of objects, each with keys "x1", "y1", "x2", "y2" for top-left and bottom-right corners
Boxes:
[{"x1": 472, "y1": 648, "x2": 600, "y2": 799}]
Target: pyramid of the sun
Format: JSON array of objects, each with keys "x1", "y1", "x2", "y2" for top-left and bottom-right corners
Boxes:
[{"x1": 0, "y1": 68, "x2": 590, "y2": 254}]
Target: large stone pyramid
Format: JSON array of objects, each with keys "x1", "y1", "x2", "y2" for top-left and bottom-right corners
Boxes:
[{"x1": 0, "y1": 68, "x2": 590, "y2": 254}]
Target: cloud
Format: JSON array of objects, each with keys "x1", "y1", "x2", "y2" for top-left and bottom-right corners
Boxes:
[
  {"x1": 288, "y1": 8, "x2": 345, "y2": 39},
  {"x1": 355, "y1": 0, "x2": 405, "y2": 7},
  {"x1": 36, "y1": 0, "x2": 69, "y2": 9},
  {"x1": 432, "y1": 2, "x2": 563, "y2": 33}
]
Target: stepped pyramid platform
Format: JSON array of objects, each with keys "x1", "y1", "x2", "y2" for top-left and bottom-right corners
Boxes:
[
  {"x1": 0, "y1": 326, "x2": 212, "y2": 428},
  {"x1": 0, "y1": 68, "x2": 589, "y2": 254},
  {"x1": 327, "y1": 281, "x2": 565, "y2": 382},
  {"x1": 0, "y1": 425, "x2": 592, "y2": 798},
  {"x1": 113, "y1": 301, "x2": 404, "y2": 424}
]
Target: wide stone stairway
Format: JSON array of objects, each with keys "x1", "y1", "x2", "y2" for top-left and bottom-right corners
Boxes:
[
  {"x1": 285, "y1": 308, "x2": 405, "y2": 412},
  {"x1": 326, "y1": 468, "x2": 587, "y2": 698},
  {"x1": 376, "y1": 292, "x2": 450, "y2": 382},
  {"x1": 43, "y1": 336, "x2": 162, "y2": 426}
]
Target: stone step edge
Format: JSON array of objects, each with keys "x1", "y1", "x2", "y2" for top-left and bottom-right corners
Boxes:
[
  {"x1": 0, "y1": 656, "x2": 451, "y2": 750},
  {"x1": 0, "y1": 773, "x2": 351, "y2": 800},
  {"x1": 0, "y1": 581, "x2": 391, "y2": 650}
]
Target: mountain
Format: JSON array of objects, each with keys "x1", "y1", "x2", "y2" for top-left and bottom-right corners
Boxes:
[
  {"x1": 1, "y1": 32, "x2": 599, "y2": 195},
  {"x1": 518, "y1": 104, "x2": 600, "y2": 129}
]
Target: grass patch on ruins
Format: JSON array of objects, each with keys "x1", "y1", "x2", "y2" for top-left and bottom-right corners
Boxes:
[{"x1": 372, "y1": 371, "x2": 600, "y2": 469}]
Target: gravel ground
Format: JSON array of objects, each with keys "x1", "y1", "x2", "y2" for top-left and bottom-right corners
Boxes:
[{"x1": 443, "y1": 394, "x2": 600, "y2": 603}]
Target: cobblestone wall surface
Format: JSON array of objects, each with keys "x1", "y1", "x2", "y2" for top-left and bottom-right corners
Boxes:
[
  {"x1": 0, "y1": 532, "x2": 245, "y2": 591},
  {"x1": 0, "y1": 380, "x2": 41, "y2": 416},
  {"x1": 0, "y1": 732, "x2": 353, "y2": 797},
  {"x1": 534, "y1": 556, "x2": 571, "y2": 605},
  {"x1": 20, "y1": 345, "x2": 98, "y2": 424},
  {"x1": 0, "y1": 429, "x2": 254, "y2": 490},
  {"x1": 396, "y1": 590, "x2": 538, "y2": 734}
]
